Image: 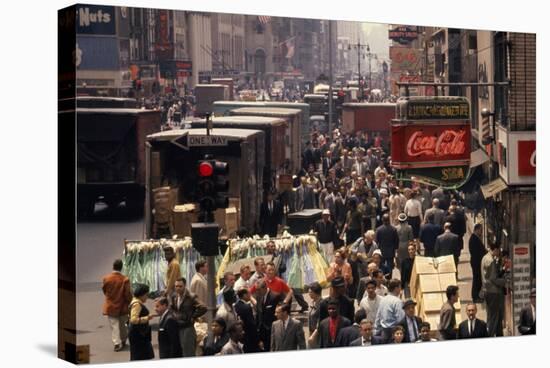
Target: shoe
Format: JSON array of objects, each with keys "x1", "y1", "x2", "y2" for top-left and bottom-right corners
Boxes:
[{"x1": 114, "y1": 344, "x2": 122, "y2": 352}]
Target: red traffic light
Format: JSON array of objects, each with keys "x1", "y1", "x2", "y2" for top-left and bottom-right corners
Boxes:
[{"x1": 198, "y1": 161, "x2": 214, "y2": 177}]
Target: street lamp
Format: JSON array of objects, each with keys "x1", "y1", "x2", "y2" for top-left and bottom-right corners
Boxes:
[{"x1": 348, "y1": 39, "x2": 368, "y2": 101}]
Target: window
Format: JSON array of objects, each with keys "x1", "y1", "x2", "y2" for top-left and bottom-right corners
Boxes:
[{"x1": 494, "y1": 32, "x2": 508, "y2": 126}]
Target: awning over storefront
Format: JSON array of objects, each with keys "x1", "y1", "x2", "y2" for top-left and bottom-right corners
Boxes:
[
  {"x1": 470, "y1": 149, "x2": 490, "y2": 168},
  {"x1": 481, "y1": 177, "x2": 508, "y2": 199}
]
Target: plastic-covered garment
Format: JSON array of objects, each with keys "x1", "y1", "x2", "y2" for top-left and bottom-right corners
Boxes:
[{"x1": 287, "y1": 244, "x2": 303, "y2": 289}]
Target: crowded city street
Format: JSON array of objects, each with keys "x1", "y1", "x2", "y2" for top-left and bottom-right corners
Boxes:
[{"x1": 59, "y1": 4, "x2": 536, "y2": 364}]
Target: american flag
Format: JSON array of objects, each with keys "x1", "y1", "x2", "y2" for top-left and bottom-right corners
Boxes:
[{"x1": 258, "y1": 15, "x2": 271, "y2": 24}]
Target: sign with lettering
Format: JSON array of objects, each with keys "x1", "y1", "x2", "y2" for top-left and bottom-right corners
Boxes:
[
  {"x1": 512, "y1": 243, "x2": 532, "y2": 333},
  {"x1": 517, "y1": 140, "x2": 536, "y2": 176},
  {"x1": 390, "y1": 47, "x2": 423, "y2": 72},
  {"x1": 403, "y1": 99, "x2": 470, "y2": 120},
  {"x1": 396, "y1": 165, "x2": 470, "y2": 186},
  {"x1": 389, "y1": 26, "x2": 419, "y2": 44},
  {"x1": 76, "y1": 5, "x2": 115, "y2": 35},
  {"x1": 391, "y1": 122, "x2": 471, "y2": 169},
  {"x1": 171, "y1": 132, "x2": 230, "y2": 151},
  {"x1": 160, "y1": 60, "x2": 193, "y2": 79}
]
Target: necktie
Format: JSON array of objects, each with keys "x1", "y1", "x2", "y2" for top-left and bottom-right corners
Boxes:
[
  {"x1": 469, "y1": 320, "x2": 473, "y2": 336},
  {"x1": 411, "y1": 318, "x2": 418, "y2": 341}
]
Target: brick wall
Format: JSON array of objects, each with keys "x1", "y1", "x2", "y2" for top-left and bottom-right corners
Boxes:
[{"x1": 508, "y1": 32, "x2": 536, "y2": 131}]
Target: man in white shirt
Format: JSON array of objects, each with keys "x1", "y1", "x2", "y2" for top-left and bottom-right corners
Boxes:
[
  {"x1": 404, "y1": 190, "x2": 423, "y2": 239},
  {"x1": 359, "y1": 279, "x2": 382, "y2": 322},
  {"x1": 234, "y1": 265, "x2": 253, "y2": 291},
  {"x1": 248, "y1": 257, "x2": 266, "y2": 286}
]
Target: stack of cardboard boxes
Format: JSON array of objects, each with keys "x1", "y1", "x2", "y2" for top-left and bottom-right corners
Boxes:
[
  {"x1": 172, "y1": 198, "x2": 241, "y2": 237},
  {"x1": 409, "y1": 255, "x2": 462, "y2": 334}
]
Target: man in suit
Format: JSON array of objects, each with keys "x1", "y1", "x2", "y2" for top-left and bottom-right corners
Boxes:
[
  {"x1": 352, "y1": 156, "x2": 369, "y2": 178},
  {"x1": 469, "y1": 224, "x2": 487, "y2": 303},
  {"x1": 154, "y1": 297, "x2": 183, "y2": 358},
  {"x1": 170, "y1": 278, "x2": 208, "y2": 357},
  {"x1": 322, "y1": 150, "x2": 335, "y2": 178},
  {"x1": 102, "y1": 259, "x2": 132, "y2": 351},
  {"x1": 481, "y1": 244, "x2": 506, "y2": 337},
  {"x1": 337, "y1": 309, "x2": 366, "y2": 347},
  {"x1": 375, "y1": 214, "x2": 399, "y2": 276},
  {"x1": 434, "y1": 222, "x2": 460, "y2": 268},
  {"x1": 419, "y1": 213, "x2": 443, "y2": 257},
  {"x1": 270, "y1": 303, "x2": 306, "y2": 351},
  {"x1": 444, "y1": 201, "x2": 467, "y2": 261},
  {"x1": 254, "y1": 280, "x2": 282, "y2": 351},
  {"x1": 350, "y1": 319, "x2": 384, "y2": 346},
  {"x1": 260, "y1": 191, "x2": 284, "y2": 237},
  {"x1": 424, "y1": 198, "x2": 445, "y2": 227},
  {"x1": 318, "y1": 299, "x2": 352, "y2": 348},
  {"x1": 518, "y1": 289, "x2": 536, "y2": 335},
  {"x1": 438, "y1": 285, "x2": 459, "y2": 340},
  {"x1": 398, "y1": 299, "x2": 423, "y2": 343},
  {"x1": 189, "y1": 259, "x2": 208, "y2": 306},
  {"x1": 457, "y1": 303, "x2": 488, "y2": 339},
  {"x1": 234, "y1": 288, "x2": 260, "y2": 353},
  {"x1": 431, "y1": 187, "x2": 449, "y2": 212}
]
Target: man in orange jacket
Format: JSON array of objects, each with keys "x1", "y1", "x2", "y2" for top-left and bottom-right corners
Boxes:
[{"x1": 102, "y1": 259, "x2": 133, "y2": 351}]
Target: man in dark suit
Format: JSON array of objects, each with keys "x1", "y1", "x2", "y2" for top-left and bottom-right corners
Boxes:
[
  {"x1": 398, "y1": 299, "x2": 423, "y2": 343},
  {"x1": 469, "y1": 224, "x2": 487, "y2": 302},
  {"x1": 457, "y1": 303, "x2": 488, "y2": 339},
  {"x1": 337, "y1": 309, "x2": 366, "y2": 347},
  {"x1": 254, "y1": 280, "x2": 282, "y2": 351},
  {"x1": 434, "y1": 222, "x2": 460, "y2": 267},
  {"x1": 445, "y1": 201, "x2": 467, "y2": 260},
  {"x1": 322, "y1": 150, "x2": 335, "y2": 177},
  {"x1": 260, "y1": 191, "x2": 284, "y2": 237},
  {"x1": 234, "y1": 288, "x2": 260, "y2": 353},
  {"x1": 318, "y1": 299, "x2": 351, "y2": 348},
  {"x1": 302, "y1": 141, "x2": 314, "y2": 170},
  {"x1": 154, "y1": 297, "x2": 183, "y2": 359},
  {"x1": 518, "y1": 289, "x2": 536, "y2": 335},
  {"x1": 419, "y1": 213, "x2": 443, "y2": 257},
  {"x1": 270, "y1": 303, "x2": 306, "y2": 351},
  {"x1": 375, "y1": 214, "x2": 399, "y2": 275},
  {"x1": 350, "y1": 319, "x2": 384, "y2": 346}
]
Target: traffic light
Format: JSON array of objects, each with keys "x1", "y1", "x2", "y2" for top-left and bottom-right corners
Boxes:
[{"x1": 196, "y1": 156, "x2": 229, "y2": 221}]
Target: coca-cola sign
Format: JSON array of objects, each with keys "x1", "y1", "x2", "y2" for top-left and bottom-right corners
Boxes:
[{"x1": 392, "y1": 122, "x2": 471, "y2": 169}]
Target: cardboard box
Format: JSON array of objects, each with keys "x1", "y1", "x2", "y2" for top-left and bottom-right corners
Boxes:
[
  {"x1": 225, "y1": 207, "x2": 238, "y2": 235},
  {"x1": 420, "y1": 292, "x2": 445, "y2": 313},
  {"x1": 410, "y1": 255, "x2": 456, "y2": 296},
  {"x1": 417, "y1": 274, "x2": 441, "y2": 293},
  {"x1": 173, "y1": 204, "x2": 198, "y2": 237}
]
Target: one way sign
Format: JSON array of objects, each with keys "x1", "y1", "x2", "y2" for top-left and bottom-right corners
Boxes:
[{"x1": 171, "y1": 132, "x2": 229, "y2": 150}]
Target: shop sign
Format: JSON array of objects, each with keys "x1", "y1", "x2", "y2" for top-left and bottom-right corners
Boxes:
[
  {"x1": 389, "y1": 47, "x2": 423, "y2": 72},
  {"x1": 517, "y1": 140, "x2": 536, "y2": 176},
  {"x1": 512, "y1": 243, "x2": 532, "y2": 333},
  {"x1": 389, "y1": 26, "x2": 419, "y2": 44},
  {"x1": 76, "y1": 5, "x2": 116, "y2": 35},
  {"x1": 160, "y1": 60, "x2": 193, "y2": 79},
  {"x1": 396, "y1": 165, "x2": 469, "y2": 187},
  {"x1": 401, "y1": 98, "x2": 470, "y2": 120},
  {"x1": 391, "y1": 122, "x2": 471, "y2": 169}
]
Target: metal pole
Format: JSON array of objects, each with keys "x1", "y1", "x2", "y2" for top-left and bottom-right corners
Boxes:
[
  {"x1": 357, "y1": 41, "x2": 361, "y2": 100},
  {"x1": 206, "y1": 255, "x2": 217, "y2": 323},
  {"x1": 328, "y1": 20, "x2": 333, "y2": 133}
]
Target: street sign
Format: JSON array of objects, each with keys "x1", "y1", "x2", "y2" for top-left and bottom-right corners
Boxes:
[
  {"x1": 512, "y1": 243, "x2": 532, "y2": 334},
  {"x1": 171, "y1": 132, "x2": 230, "y2": 151}
]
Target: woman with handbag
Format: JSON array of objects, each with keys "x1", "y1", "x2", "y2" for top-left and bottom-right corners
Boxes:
[{"x1": 128, "y1": 284, "x2": 155, "y2": 360}]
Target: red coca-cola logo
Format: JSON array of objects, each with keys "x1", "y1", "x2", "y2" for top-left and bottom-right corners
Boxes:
[
  {"x1": 514, "y1": 247, "x2": 529, "y2": 256},
  {"x1": 406, "y1": 129, "x2": 467, "y2": 157}
]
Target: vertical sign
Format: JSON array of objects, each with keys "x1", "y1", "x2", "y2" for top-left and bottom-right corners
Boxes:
[{"x1": 512, "y1": 243, "x2": 531, "y2": 334}]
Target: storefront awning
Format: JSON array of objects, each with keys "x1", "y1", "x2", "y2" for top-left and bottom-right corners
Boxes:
[
  {"x1": 480, "y1": 177, "x2": 508, "y2": 199},
  {"x1": 470, "y1": 149, "x2": 490, "y2": 168}
]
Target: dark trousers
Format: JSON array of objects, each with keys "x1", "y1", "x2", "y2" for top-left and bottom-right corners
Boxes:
[
  {"x1": 292, "y1": 288, "x2": 309, "y2": 310},
  {"x1": 346, "y1": 229, "x2": 361, "y2": 245},
  {"x1": 381, "y1": 257, "x2": 394, "y2": 278},
  {"x1": 408, "y1": 216, "x2": 421, "y2": 238},
  {"x1": 470, "y1": 259, "x2": 483, "y2": 301},
  {"x1": 485, "y1": 292, "x2": 504, "y2": 337},
  {"x1": 424, "y1": 247, "x2": 435, "y2": 257}
]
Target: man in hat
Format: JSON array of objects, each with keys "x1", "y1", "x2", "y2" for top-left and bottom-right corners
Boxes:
[
  {"x1": 398, "y1": 299, "x2": 423, "y2": 343},
  {"x1": 518, "y1": 289, "x2": 536, "y2": 335},
  {"x1": 395, "y1": 213, "x2": 414, "y2": 272},
  {"x1": 319, "y1": 277, "x2": 355, "y2": 323},
  {"x1": 313, "y1": 209, "x2": 339, "y2": 263},
  {"x1": 457, "y1": 303, "x2": 488, "y2": 339}
]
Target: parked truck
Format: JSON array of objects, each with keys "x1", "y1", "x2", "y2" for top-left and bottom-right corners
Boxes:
[
  {"x1": 145, "y1": 128, "x2": 266, "y2": 237},
  {"x1": 194, "y1": 84, "x2": 229, "y2": 117},
  {"x1": 74, "y1": 108, "x2": 162, "y2": 217},
  {"x1": 341, "y1": 102, "x2": 396, "y2": 148}
]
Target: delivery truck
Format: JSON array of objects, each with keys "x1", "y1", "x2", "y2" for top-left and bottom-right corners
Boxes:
[{"x1": 341, "y1": 102, "x2": 396, "y2": 148}]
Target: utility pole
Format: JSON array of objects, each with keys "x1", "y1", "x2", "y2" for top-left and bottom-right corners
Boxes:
[
  {"x1": 328, "y1": 20, "x2": 333, "y2": 133},
  {"x1": 349, "y1": 37, "x2": 368, "y2": 101}
]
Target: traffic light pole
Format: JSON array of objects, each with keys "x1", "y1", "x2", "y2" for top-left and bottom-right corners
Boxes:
[{"x1": 206, "y1": 255, "x2": 217, "y2": 323}]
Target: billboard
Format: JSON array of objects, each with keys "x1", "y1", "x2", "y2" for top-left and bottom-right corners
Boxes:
[
  {"x1": 76, "y1": 36, "x2": 119, "y2": 70},
  {"x1": 76, "y1": 4, "x2": 116, "y2": 35}
]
